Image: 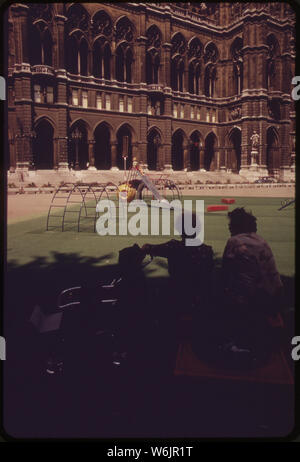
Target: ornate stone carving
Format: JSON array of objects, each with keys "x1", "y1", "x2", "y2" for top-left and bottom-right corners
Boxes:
[
  {"x1": 229, "y1": 107, "x2": 241, "y2": 120},
  {"x1": 204, "y1": 42, "x2": 218, "y2": 64},
  {"x1": 115, "y1": 17, "x2": 134, "y2": 43},
  {"x1": 188, "y1": 37, "x2": 202, "y2": 59},
  {"x1": 171, "y1": 33, "x2": 186, "y2": 55},
  {"x1": 146, "y1": 25, "x2": 161, "y2": 49},
  {"x1": 67, "y1": 4, "x2": 89, "y2": 33},
  {"x1": 29, "y1": 4, "x2": 52, "y2": 23},
  {"x1": 92, "y1": 11, "x2": 112, "y2": 37}
]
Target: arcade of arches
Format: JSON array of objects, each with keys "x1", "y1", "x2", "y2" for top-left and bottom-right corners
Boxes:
[{"x1": 31, "y1": 121, "x2": 282, "y2": 174}]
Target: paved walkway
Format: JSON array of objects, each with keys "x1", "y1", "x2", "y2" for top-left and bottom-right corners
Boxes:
[{"x1": 7, "y1": 184, "x2": 295, "y2": 224}]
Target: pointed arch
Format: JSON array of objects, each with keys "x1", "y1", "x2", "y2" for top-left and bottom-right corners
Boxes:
[
  {"x1": 68, "y1": 119, "x2": 89, "y2": 170},
  {"x1": 116, "y1": 123, "x2": 136, "y2": 169},
  {"x1": 171, "y1": 128, "x2": 187, "y2": 170},
  {"x1": 189, "y1": 130, "x2": 203, "y2": 171},
  {"x1": 204, "y1": 132, "x2": 218, "y2": 171},
  {"x1": 94, "y1": 121, "x2": 112, "y2": 169},
  {"x1": 33, "y1": 118, "x2": 54, "y2": 169},
  {"x1": 228, "y1": 127, "x2": 241, "y2": 172},
  {"x1": 147, "y1": 127, "x2": 162, "y2": 170}
]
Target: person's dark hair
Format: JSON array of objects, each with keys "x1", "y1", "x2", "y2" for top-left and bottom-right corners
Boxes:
[{"x1": 228, "y1": 207, "x2": 257, "y2": 235}]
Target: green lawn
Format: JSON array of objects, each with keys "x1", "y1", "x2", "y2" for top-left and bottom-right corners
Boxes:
[{"x1": 7, "y1": 195, "x2": 295, "y2": 277}]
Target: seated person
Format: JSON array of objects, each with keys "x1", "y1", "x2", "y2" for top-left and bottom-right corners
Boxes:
[
  {"x1": 142, "y1": 212, "x2": 214, "y2": 314},
  {"x1": 192, "y1": 208, "x2": 283, "y2": 368},
  {"x1": 222, "y1": 207, "x2": 283, "y2": 315},
  {"x1": 220, "y1": 207, "x2": 283, "y2": 358}
]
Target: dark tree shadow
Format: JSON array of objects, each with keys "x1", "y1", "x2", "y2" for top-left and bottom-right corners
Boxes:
[{"x1": 3, "y1": 250, "x2": 295, "y2": 439}]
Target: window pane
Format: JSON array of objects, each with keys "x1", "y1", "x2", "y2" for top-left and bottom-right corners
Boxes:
[
  {"x1": 105, "y1": 94, "x2": 111, "y2": 110},
  {"x1": 72, "y1": 89, "x2": 78, "y2": 106},
  {"x1": 82, "y1": 91, "x2": 88, "y2": 108},
  {"x1": 191, "y1": 106, "x2": 194, "y2": 119},
  {"x1": 180, "y1": 105, "x2": 184, "y2": 118},
  {"x1": 119, "y1": 96, "x2": 124, "y2": 112},
  {"x1": 197, "y1": 108, "x2": 201, "y2": 120},
  {"x1": 128, "y1": 97, "x2": 133, "y2": 113},
  {"x1": 46, "y1": 86, "x2": 54, "y2": 104},
  {"x1": 34, "y1": 85, "x2": 41, "y2": 103},
  {"x1": 96, "y1": 93, "x2": 102, "y2": 109},
  {"x1": 173, "y1": 103, "x2": 178, "y2": 118}
]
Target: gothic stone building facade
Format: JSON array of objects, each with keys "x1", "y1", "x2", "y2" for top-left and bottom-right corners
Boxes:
[{"x1": 6, "y1": 2, "x2": 296, "y2": 179}]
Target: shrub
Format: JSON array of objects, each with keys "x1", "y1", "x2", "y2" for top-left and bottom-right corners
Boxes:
[
  {"x1": 8, "y1": 183, "x2": 16, "y2": 188},
  {"x1": 26, "y1": 182, "x2": 37, "y2": 188}
]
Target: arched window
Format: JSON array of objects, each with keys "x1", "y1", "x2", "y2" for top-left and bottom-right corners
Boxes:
[
  {"x1": 66, "y1": 4, "x2": 90, "y2": 76},
  {"x1": 116, "y1": 45, "x2": 125, "y2": 82},
  {"x1": 204, "y1": 65, "x2": 216, "y2": 97},
  {"x1": 103, "y1": 43, "x2": 111, "y2": 79},
  {"x1": 171, "y1": 33, "x2": 186, "y2": 91},
  {"x1": 116, "y1": 44, "x2": 133, "y2": 83},
  {"x1": 203, "y1": 42, "x2": 218, "y2": 97},
  {"x1": 30, "y1": 25, "x2": 42, "y2": 65},
  {"x1": 67, "y1": 35, "x2": 78, "y2": 74},
  {"x1": 188, "y1": 61, "x2": 201, "y2": 95},
  {"x1": 188, "y1": 62, "x2": 195, "y2": 94},
  {"x1": 115, "y1": 17, "x2": 134, "y2": 83},
  {"x1": 43, "y1": 29, "x2": 52, "y2": 66},
  {"x1": 93, "y1": 38, "x2": 111, "y2": 79},
  {"x1": 93, "y1": 40, "x2": 102, "y2": 78},
  {"x1": 188, "y1": 37, "x2": 202, "y2": 95},
  {"x1": 79, "y1": 39, "x2": 88, "y2": 76},
  {"x1": 146, "y1": 25, "x2": 162, "y2": 84},
  {"x1": 125, "y1": 48, "x2": 133, "y2": 83},
  {"x1": 30, "y1": 23, "x2": 53, "y2": 66}
]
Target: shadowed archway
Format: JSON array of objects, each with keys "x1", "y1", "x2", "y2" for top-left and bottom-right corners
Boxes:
[
  {"x1": 116, "y1": 124, "x2": 133, "y2": 169},
  {"x1": 33, "y1": 119, "x2": 54, "y2": 169},
  {"x1": 228, "y1": 128, "x2": 241, "y2": 172},
  {"x1": 204, "y1": 132, "x2": 217, "y2": 171},
  {"x1": 171, "y1": 130, "x2": 185, "y2": 170},
  {"x1": 147, "y1": 129, "x2": 161, "y2": 170},
  {"x1": 94, "y1": 123, "x2": 111, "y2": 169}
]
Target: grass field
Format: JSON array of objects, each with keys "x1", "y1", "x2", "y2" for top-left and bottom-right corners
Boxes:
[{"x1": 7, "y1": 195, "x2": 295, "y2": 276}]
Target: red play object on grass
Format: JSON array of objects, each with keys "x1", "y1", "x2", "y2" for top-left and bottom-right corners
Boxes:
[
  {"x1": 221, "y1": 198, "x2": 236, "y2": 204},
  {"x1": 207, "y1": 205, "x2": 229, "y2": 212}
]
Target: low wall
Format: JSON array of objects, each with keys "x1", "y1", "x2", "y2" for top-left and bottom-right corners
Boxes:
[{"x1": 179, "y1": 183, "x2": 295, "y2": 197}]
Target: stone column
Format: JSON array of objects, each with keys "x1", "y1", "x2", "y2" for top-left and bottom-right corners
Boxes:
[
  {"x1": 57, "y1": 137, "x2": 69, "y2": 171},
  {"x1": 110, "y1": 141, "x2": 118, "y2": 170},
  {"x1": 199, "y1": 148, "x2": 205, "y2": 171},
  {"x1": 53, "y1": 138, "x2": 59, "y2": 169},
  {"x1": 219, "y1": 147, "x2": 226, "y2": 171},
  {"x1": 163, "y1": 143, "x2": 172, "y2": 171},
  {"x1": 88, "y1": 140, "x2": 96, "y2": 170},
  {"x1": 8, "y1": 136, "x2": 16, "y2": 171},
  {"x1": 183, "y1": 143, "x2": 189, "y2": 171},
  {"x1": 54, "y1": 13, "x2": 67, "y2": 69},
  {"x1": 157, "y1": 143, "x2": 164, "y2": 170},
  {"x1": 215, "y1": 149, "x2": 220, "y2": 171}
]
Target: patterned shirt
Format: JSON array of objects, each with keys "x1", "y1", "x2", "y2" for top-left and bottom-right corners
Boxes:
[{"x1": 222, "y1": 232, "x2": 283, "y2": 301}]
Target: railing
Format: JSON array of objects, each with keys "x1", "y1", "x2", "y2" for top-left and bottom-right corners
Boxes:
[{"x1": 31, "y1": 65, "x2": 55, "y2": 76}]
